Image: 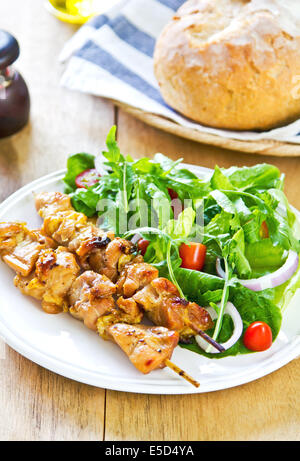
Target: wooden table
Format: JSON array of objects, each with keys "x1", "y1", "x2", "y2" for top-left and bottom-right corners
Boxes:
[{"x1": 0, "y1": 0, "x2": 299, "y2": 441}]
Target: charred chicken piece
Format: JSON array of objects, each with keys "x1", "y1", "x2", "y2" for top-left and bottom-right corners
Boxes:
[
  {"x1": 35, "y1": 192, "x2": 114, "y2": 268},
  {"x1": 0, "y1": 222, "x2": 56, "y2": 276},
  {"x1": 88, "y1": 237, "x2": 137, "y2": 282},
  {"x1": 117, "y1": 262, "x2": 159, "y2": 298},
  {"x1": 104, "y1": 323, "x2": 179, "y2": 374},
  {"x1": 14, "y1": 246, "x2": 80, "y2": 314},
  {"x1": 133, "y1": 277, "x2": 213, "y2": 341},
  {"x1": 35, "y1": 192, "x2": 142, "y2": 279},
  {"x1": 68, "y1": 270, "x2": 117, "y2": 330}
]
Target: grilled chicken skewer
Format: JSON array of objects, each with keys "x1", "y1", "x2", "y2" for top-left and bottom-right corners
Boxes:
[
  {"x1": 0, "y1": 228, "x2": 199, "y2": 386},
  {"x1": 67, "y1": 272, "x2": 199, "y2": 386},
  {"x1": 68, "y1": 273, "x2": 199, "y2": 386},
  {"x1": 35, "y1": 192, "x2": 222, "y2": 351},
  {"x1": 33, "y1": 191, "x2": 224, "y2": 365},
  {"x1": 35, "y1": 193, "x2": 213, "y2": 332}
]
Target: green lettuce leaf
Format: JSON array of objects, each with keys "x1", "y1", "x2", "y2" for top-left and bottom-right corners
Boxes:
[{"x1": 223, "y1": 164, "x2": 282, "y2": 190}]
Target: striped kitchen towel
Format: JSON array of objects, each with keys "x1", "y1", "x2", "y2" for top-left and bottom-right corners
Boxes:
[{"x1": 60, "y1": 0, "x2": 300, "y2": 144}]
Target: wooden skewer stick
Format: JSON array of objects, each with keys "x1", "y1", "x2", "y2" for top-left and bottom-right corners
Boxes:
[
  {"x1": 190, "y1": 326, "x2": 225, "y2": 353},
  {"x1": 165, "y1": 359, "x2": 200, "y2": 388}
]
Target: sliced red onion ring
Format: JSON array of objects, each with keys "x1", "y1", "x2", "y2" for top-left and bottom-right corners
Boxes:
[
  {"x1": 195, "y1": 302, "x2": 243, "y2": 353},
  {"x1": 216, "y1": 250, "x2": 299, "y2": 291}
]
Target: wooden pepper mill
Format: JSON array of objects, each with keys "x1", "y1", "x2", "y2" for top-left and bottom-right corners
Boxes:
[{"x1": 0, "y1": 30, "x2": 30, "y2": 138}]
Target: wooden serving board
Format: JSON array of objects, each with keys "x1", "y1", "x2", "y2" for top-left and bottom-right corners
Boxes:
[{"x1": 113, "y1": 101, "x2": 300, "y2": 157}]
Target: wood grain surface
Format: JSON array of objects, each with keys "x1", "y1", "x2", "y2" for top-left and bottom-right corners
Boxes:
[{"x1": 0, "y1": 0, "x2": 299, "y2": 441}]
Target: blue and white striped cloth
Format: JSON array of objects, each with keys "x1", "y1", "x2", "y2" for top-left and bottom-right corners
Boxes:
[{"x1": 60, "y1": 0, "x2": 300, "y2": 144}]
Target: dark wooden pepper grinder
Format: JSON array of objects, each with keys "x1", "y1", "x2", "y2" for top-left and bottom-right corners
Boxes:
[{"x1": 0, "y1": 30, "x2": 30, "y2": 138}]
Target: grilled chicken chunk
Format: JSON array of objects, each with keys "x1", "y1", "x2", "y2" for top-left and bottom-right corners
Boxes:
[
  {"x1": 117, "y1": 262, "x2": 159, "y2": 298},
  {"x1": 88, "y1": 237, "x2": 137, "y2": 282},
  {"x1": 35, "y1": 192, "x2": 115, "y2": 268},
  {"x1": 97, "y1": 295, "x2": 144, "y2": 338},
  {"x1": 116, "y1": 296, "x2": 142, "y2": 319},
  {"x1": 42, "y1": 210, "x2": 88, "y2": 246},
  {"x1": 0, "y1": 222, "x2": 26, "y2": 252},
  {"x1": 105, "y1": 323, "x2": 179, "y2": 374},
  {"x1": 36, "y1": 193, "x2": 147, "y2": 281},
  {"x1": 68, "y1": 270, "x2": 117, "y2": 330},
  {"x1": 0, "y1": 222, "x2": 56, "y2": 276},
  {"x1": 35, "y1": 191, "x2": 73, "y2": 217},
  {"x1": 133, "y1": 277, "x2": 213, "y2": 340},
  {"x1": 14, "y1": 246, "x2": 80, "y2": 314}
]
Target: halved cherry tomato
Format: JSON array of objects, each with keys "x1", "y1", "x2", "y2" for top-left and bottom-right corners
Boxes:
[
  {"x1": 243, "y1": 321, "x2": 273, "y2": 351},
  {"x1": 137, "y1": 238, "x2": 149, "y2": 256},
  {"x1": 260, "y1": 221, "x2": 269, "y2": 239},
  {"x1": 179, "y1": 242, "x2": 206, "y2": 271},
  {"x1": 75, "y1": 169, "x2": 101, "y2": 188}
]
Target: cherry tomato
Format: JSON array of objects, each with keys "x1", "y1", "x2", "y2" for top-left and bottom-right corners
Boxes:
[
  {"x1": 260, "y1": 221, "x2": 269, "y2": 239},
  {"x1": 75, "y1": 169, "x2": 101, "y2": 188},
  {"x1": 137, "y1": 238, "x2": 149, "y2": 256},
  {"x1": 179, "y1": 242, "x2": 207, "y2": 271},
  {"x1": 243, "y1": 321, "x2": 273, "y2": 351}
]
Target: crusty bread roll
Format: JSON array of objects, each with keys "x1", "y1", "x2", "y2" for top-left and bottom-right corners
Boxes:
[{"x1": 154, "y1": 0, "x2": 300, "y2": 131}]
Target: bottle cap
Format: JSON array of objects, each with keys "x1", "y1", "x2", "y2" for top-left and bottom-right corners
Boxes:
[{"x1": 0, "y1": 30, "x2": 20, "y2": 70}]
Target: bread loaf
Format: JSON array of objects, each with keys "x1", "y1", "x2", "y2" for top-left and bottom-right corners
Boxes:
[{"x1": 154, "y1": 0, "x2": 300, "y2": 131}]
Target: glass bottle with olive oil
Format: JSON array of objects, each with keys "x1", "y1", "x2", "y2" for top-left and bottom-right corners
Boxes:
[{"x1": 47, "y1": 0, "x2": 119, "y2": 24}]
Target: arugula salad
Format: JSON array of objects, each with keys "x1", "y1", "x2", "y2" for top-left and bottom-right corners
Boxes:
[{"x1": 63, "y1": 126, "x2": 300, "y2": 358}]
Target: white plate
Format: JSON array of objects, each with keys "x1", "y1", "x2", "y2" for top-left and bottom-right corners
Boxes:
[{"x1": 0, "y1": 165, "x2": 300, "y2": 395}]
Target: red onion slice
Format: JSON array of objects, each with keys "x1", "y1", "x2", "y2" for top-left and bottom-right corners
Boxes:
[
  {"x1": 195, "y1": 302, "x2": 243, "y2": 353},
  {"x1": 216, "y1": 250, "x2": 299, "y2": 291}
]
